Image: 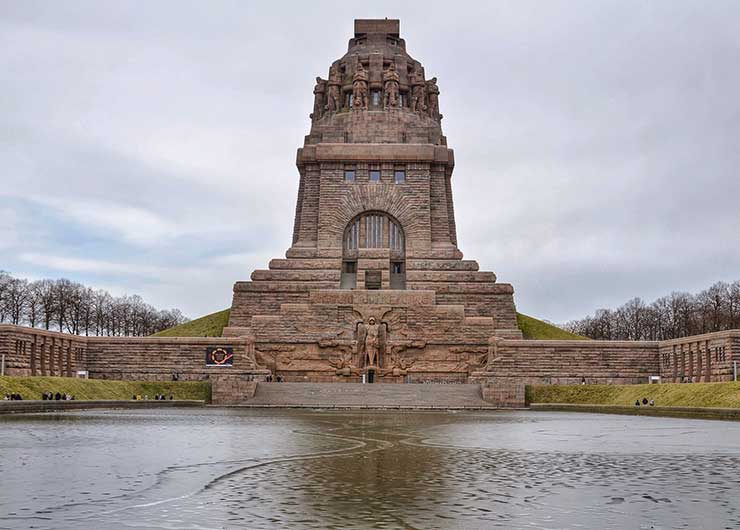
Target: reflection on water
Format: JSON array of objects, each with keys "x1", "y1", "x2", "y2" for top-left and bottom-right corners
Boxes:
[{"x1": 1, "y1": 409, "x2": 740, "y2": 529}]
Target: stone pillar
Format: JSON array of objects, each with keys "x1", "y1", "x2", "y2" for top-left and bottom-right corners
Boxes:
[
  {"x1": 49, "y1": 338, "x2": 55, "y2": 376},
  {"x1": 30, "y1": 338, "x2": 37, "y2": 376},
  {"x1": 672, "y1": 346, "x2": 678, "y2": 383},
  {"x1": 696, "y1": 342, "x2": 703, "y2": 382},
  {"x1": 705, "y1": 340, "x2": 711, "y2": 382},
  {"x1": 66, "y1": 341, "x2": 72, "y2": 377},
  {"x1": 40, "y1": 337, "x2": 46, "y2": 376}
]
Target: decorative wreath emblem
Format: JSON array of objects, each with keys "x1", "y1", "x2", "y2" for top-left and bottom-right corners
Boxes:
[{"x1": 207, "y1": 347, "x2": 233, "y2": 365}]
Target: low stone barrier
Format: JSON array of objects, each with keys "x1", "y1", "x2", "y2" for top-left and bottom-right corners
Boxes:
[
  {"x1": 0, "y1": 400, "x2": 205, "y2": 415},
  {"x1": 530, "y1": 403, "x2": 740, "y2": 421}
]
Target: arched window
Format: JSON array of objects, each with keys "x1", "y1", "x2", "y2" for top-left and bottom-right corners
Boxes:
[{"x1": 343, "y1": 212, "x2": 404, "y2": 253}]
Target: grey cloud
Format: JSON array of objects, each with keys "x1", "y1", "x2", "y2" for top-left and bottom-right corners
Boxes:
[{"x1": 1, "y1": 0, "x2": 739, "y2": 322}]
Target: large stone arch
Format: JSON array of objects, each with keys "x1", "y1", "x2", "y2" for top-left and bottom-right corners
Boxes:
[{"x1": 318, "y1": 184, "x2": 429, "y2": 249}]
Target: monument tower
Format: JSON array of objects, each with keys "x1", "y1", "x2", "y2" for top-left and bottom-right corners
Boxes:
[{"x1": 225, "y1": 19, "x2": 522, "y2": 382}]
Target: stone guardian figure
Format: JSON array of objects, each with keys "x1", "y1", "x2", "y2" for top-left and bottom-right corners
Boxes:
[
  {"x1": 311, "y1": 77, "x2": 327, "y2": 120},
  {"x1": 426, "y1": 77, "x2": 441, "y2": 120},
  {"x1": 352, "y1": 63, "x2": 369, "y2": 110},
  {"x1": 325, "y1": 65, "x2": 341, "y2": 113},
  {"x1": 383, "y1": 62, "x2": 400, "y2": 109},
  {"x1": 410, "y1": 67, "x2": 426, "y2": 114}
]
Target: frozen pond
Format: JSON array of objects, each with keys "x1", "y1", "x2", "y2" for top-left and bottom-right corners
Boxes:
[{"x1": 1, "y1": 408, "x2": 740, "y2": 529}]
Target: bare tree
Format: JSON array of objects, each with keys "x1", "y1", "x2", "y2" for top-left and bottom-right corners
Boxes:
[
  {"x1": 565, "y1": 279, "x2": 740, "y2": 340},
  {"x1": 0, "y1": 271, "x2": 188, "y2": 336}
]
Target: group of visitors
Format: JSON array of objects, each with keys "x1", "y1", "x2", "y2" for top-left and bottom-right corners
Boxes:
[
  {"x1": 265, "y1": 374, "x2": 284, "y2": 383},
  {"x1": 41, "y1": 391, "x2": 75, "y2": 401},
  {"x1": 43, "y1": 391, "x2": 75, "y2": 401},
  {"x1": 131, "y1": 394, "x2": 174, "y2": 400},
  {"x1": 3, "y1": 393, "x2": 24, "y2": 401},
  {"x1": 635, "y1": 397, "x2": 655, "y2": 407}
]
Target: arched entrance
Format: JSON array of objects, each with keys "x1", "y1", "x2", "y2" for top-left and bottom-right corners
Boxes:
[{"x1": 341, "y1": 211, "x2": 405, "y2": 289}]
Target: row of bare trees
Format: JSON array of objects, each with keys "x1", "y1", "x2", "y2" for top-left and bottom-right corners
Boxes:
[
  {"x1": 0, "y1": 271, "x2": 188, "y2": 336},
  {"x1": 564, "y1": 280, "x2": 740, "y2": 341}
]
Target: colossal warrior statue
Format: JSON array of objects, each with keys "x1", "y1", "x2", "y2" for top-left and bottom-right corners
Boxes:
[
  {"x1": 311, "y1": 77, "x2": 326, "y2": 120},
  {"x1": 426, "y1": 77, "x2": 440, "y2": 120},
  {"x1": 226, "y1": 19, "x2": 523, "y2": 383},
  {"x1": 352, "y1": 63, "x2": 369, "y2": 110},
  {"x1": 325, "y1": 65, "x2": 341, "y2": 113},
  {"x1": 410, "y1": 67, "x2": 426, "y2": 113},
  {"x1": 383, "y1": 62, "x2": 400, "y2": 109}
]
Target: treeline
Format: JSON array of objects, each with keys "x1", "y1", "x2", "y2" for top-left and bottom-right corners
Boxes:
[
  {"x1": 564, "y1": 280, "x2": 740, "y2": 341},
  {"x1": 0, "y1": 271, "x2": 188, "y2": 337}
]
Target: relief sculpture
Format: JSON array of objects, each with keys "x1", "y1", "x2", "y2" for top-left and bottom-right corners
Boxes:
[{"x1": 356, "y1": 316, "x2": 386, "y2": 367}]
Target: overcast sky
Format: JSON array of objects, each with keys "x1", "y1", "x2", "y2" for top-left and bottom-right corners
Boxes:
[{"x1": 1, "y1": 0, "x2": 739, "y2": 323}]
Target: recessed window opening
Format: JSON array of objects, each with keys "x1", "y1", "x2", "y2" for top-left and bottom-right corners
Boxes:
[
  {"x1": 365, "y1": 214, "x2": 384, "y2": 248},
  {"x1": 344, "y1": 168, "x2": 356, "y2": 182},
  {"x1": 343, "y1": 261, "x2": 357, "y2": 273},
  {"x1": 394, "y1": 170, "x2": 406, "y2": 184},
  {"x1": 389, "y1": 221, "x2": 404, "y2": 251},
  {"x1": 371, "y1": 90, "x2": 381, "y2": 106},
  {"x1": 369, "y1": 170, "x2": 381, "y2": 182},
  {"x1": 345, "y1": 218, "x2": 360, "y2": 249}
]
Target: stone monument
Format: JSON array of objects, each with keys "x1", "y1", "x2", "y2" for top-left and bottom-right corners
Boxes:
[{"x1": 224, "y1": 19, "x2": 522, "y2": 383}]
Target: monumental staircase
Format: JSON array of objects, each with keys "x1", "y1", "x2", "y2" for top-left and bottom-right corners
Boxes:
[{"x1": 240, "y1": 382, "x2": 498, "y2": 409}]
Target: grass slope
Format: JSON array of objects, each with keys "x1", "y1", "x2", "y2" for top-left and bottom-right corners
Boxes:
[
  {"x1": 516, "y1": 313, "x2": 586, "y2": 340},
  {"x1": 0, "y1": 376, "x2": 210, "y2": 401},
  {"x1": 527, "y1": 381, "x2": 740, "y2": 408},
  {"x1": 152, "y1": 309, "x2": 231, "y2": 337},
  {"x1": 152, "y1": 308, "x2": 581, "y2": 340}
]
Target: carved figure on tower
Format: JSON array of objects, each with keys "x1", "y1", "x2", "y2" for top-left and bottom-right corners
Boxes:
[
  {"x1": 426, "y1": 77, "x2": 440, "y2": 120},
  {"x1": 352, "y1": 63, "x2": 369, "y2": 110},
  {"x1": 325, "y1": 65, "x2": 341, "y2": 113},
  {"x1": 383, "y1": 62, "x2": 400, "y2": 109},
  {"x1": 311, "y1": 77, "x2": 326, "y2": 120},
  {"x1": 410, "y1": 67, "x2": 426, "y2": 114}
]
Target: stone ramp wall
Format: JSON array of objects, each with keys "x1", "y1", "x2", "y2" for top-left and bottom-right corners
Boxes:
[
  {"x1": 476, "y1": 338, "x2": 661, "y2": 385},
  {"x1": 85, "y1": 336, "x2": 264, "y2": 381},
  {"x1": 0, "y1": 325, "x2": 268, "y2": 382}
]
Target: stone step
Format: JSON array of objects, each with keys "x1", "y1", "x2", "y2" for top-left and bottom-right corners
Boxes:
[{"x1": 242, "y1": 382, "x2": 497, "y2": 409}]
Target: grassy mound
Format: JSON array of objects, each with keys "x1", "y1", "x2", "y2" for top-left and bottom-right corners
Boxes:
[
  {"x1": 517, "y1": 313, "x2": 586, "y2": 340},
  {"x1": 152, "y1": 309, "x2": 231, "y2": 337},
  {"x1": 0, "y1": 376, "x2": 210, "y2": 401},
  {"x1": 152, "y1": 308, "x2": 582, "y2": 341},
  {"x1": 527, "y1": 381, "x2": 740, "y2": 408}
]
